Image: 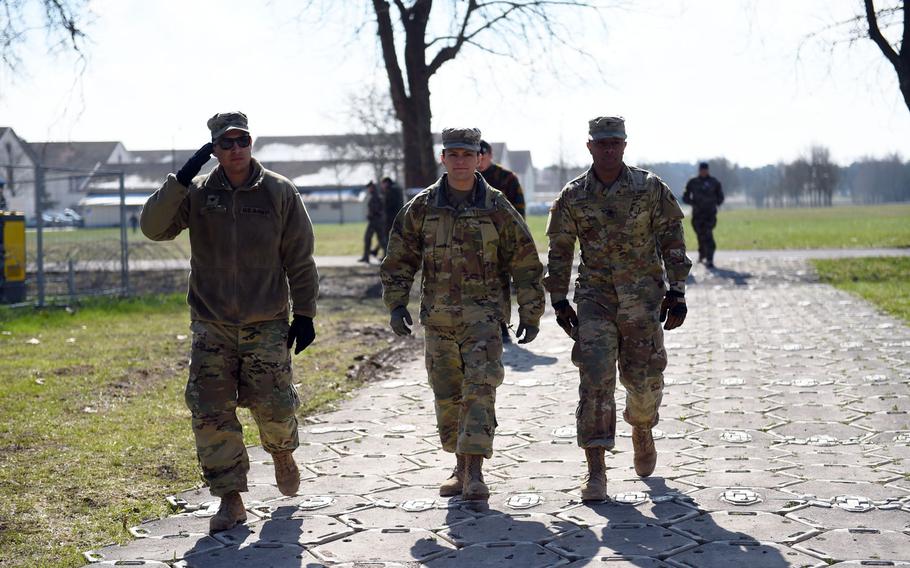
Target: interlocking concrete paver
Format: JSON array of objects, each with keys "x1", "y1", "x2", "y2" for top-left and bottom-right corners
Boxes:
[{"x1": 84, "y1": 256, "x2": 910, "y2": 566}]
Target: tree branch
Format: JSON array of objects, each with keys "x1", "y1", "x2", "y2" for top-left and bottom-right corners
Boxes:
[
  {"x1": 372, "y1": 0, "x2": 410, "y2": 119},
  {"x1": 865, "y1": 0, "x2": 900, "y2": 67}
]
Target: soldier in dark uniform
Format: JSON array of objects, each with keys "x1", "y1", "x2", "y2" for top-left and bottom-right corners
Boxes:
[
  {"x1": 683, "y1": 162, "x2": 724, "y2": 268},
  {"x1": 360, "y1": 181, "x2": 387, "y2": 263},
  {"x1": 478, "y1": 140, "x2": 527, "y2": 344},
  {"x1": 377, "y1": 177, "x2": 404, "y2": 255}
]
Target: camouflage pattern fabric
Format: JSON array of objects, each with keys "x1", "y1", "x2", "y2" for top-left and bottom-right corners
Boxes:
[
  {"x1": 185, "y1": 319, "x2": 300, "y2": 496},
  {"x1": 544, "y1": 165, "x2": 690, "y2": 448},
  {"x1": 381, "y1": 172, "x2": 544, "y2": 457},
  {"x1": 480, "y1": 163, "x2": 526, "y2": 218},
  {"x1": 425, "y1": 321, "x2": 504, "y2": 458},
  {"x1": 381, "y1": 173, "x2": 544, "y2": 329}
]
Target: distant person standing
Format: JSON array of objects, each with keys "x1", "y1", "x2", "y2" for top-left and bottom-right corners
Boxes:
[
  {"x1": 0, "y1": 180, "x2": 7, "y2": 210},
  {"x1": 360, "y1": 181, "x2": 387, "y2": 263},
  {"x1": 376, "y1": 177, "x2": 404, "y2": 256},
  {"x1": 129, "y1": 212, "x2": 139, "y2": 234},
  {"x1": 478, "y1": 140, "x2": 527, "y2": 344},
  {"x1": 683, "y1": 162, "x2": 724, "y2": 268}
]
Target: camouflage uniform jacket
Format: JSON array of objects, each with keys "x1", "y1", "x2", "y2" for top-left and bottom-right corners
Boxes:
[
  {"x1": 480, "y1": 163, "x2": 526, "y2": 217},
  {"x1": 544, "y1": 165, "x2": 691, "y2": 306},
  {"x1": 140, "y1": 158, "x2": 319, "y2": 324},
  {"x1": 381, "y1": 173, "x2": 544, "y2": 328}
]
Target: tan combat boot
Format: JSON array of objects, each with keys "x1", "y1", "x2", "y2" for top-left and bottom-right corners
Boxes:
[
  {"x1": 461, "y1": 454, "x2": 490, "y2": 501},
  {"x1": 632, "y1": 427, "x2": 657, "y2": 477},
  {"x1": 209, "y1": 491, "x2": 247, "y2": 533},
  {"x1": 580, "y1": 448, "x2": 608, "y2": 501},
  {"x1": 439, "y1": 454, "x2": 466, "y2": 497},
  {"x1": 273, "y1": 450, "x2": 300, "y2": 496}
]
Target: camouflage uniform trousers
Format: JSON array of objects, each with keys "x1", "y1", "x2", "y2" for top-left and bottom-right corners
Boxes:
[
  {"x1": 185, "y1": 319, "x2": 300, "y2": 496},
  {"x1": 691, "y1": 211, "x2": 718, "y2": 262},
  {"x1": 572, "y1": 291, "x2": 667, "y2": 449},
  {"x1": 425, "y1": 321, "x2": 504, "y2": 458}
]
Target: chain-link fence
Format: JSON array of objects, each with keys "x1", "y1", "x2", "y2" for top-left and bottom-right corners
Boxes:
[{"x1": 0, "y1": 163, "x2": 191, "y2": 307}]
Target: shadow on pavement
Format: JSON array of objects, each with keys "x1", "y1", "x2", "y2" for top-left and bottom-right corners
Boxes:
[{"x1": 503, "y1": 342, "x2": 559, "y2": 371}]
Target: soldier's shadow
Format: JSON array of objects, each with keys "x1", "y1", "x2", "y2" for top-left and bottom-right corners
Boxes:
[
  {"x1": 502, "y1": 342, "x2": 558, "y2": 372},
  {"x1": 548, "y1": 475, "x2": 792, "y2": 566},
  {"x1": 695, "y1": 265, "x2": 753, "y2": 286}
]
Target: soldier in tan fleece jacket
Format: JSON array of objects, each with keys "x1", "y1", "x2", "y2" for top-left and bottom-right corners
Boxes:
[{"x1": 141, "y1": 112, "x2": 319, "y2": 533}]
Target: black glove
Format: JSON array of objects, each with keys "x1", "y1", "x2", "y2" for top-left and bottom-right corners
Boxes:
[
  {"x1": 287, "y1": 315, "x2": 315, "y2": 354},
  {"x1": 660, "y1": 291, "x2": 687, "y2": 330},
  {"x1": 176, "y1": 143, "x2": 214, "y2": 187},
  {"x1": 515, "y1": 322, "x2": 539, "y2": 344},
  {"x1": 390, "y1": 306, "x2": 413, "y2": 336},
  {"x1": 553, "y1": 299, "x2": 579, "y2": 340}
]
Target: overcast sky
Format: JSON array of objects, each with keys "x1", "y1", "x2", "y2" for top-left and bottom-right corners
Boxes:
[{"x1": 0, "y1": 0, "x2": 906, "y2": 169}]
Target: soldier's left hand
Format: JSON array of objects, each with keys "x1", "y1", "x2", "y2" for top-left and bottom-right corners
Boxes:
[
  {"x1": 515, "y1": 323, "x2": 539, "y2": 344},
  {"x1": 287, "y1": 315, "x2": 316, "y2": 354},
  {"x1": 660, "y1": 292, "x2": 687, "y2": 331}
]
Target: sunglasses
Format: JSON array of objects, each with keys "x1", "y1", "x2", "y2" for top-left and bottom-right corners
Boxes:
[{"x1": 216, "y1": 135, "x2": 252, "y2": 150}]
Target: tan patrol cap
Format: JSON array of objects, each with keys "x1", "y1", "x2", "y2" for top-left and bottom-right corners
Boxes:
[
  {"x1": 207, "y1": 111, "x2": 250, "y2": 140},
  {"x1": 441, "y1": 127, "x2": 482, "y2": 151},
  {"x1": 588, "y1": 116, "x2": 626, "y2": 140}
]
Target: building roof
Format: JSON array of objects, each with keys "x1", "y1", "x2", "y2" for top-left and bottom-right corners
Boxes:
[
  {"x1": 129, "y1": 149, "x2": 195, "y2": 165},
  {"x1": 509, "y1": 150, "x2": 533, "y2": 174},
  {"x1": 28, "y1": 141, "x2": 122, "y2": 170}
]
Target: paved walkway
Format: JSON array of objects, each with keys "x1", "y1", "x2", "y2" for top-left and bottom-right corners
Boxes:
[{"x1": 82, "y1": 257, "x2": 910, "y2": 567}]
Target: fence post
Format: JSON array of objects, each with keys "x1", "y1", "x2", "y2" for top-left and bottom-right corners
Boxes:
[
  {"x1": 67, "y1": 258, "x2": 76, "y2": 302},
  {"x1": 34, "y1": 164, "x2": 45, "y2": 307},
  {"x1": 118, "y1": 171, "x2": 129, "y2": 296}
]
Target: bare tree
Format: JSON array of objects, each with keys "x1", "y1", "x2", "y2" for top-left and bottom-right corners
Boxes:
[
  {"x1": 1, "y1": 0, "x2": 90, "y2": 74},
  {"x1": 864, "y1": 1, "x2": 909, "y2": 113},
  {"x1": 344, "y1": 86, "x2": 404, "y2": 183},
  {"x1": 366, "y1": 0, "x2": 596, "y2": 187}
]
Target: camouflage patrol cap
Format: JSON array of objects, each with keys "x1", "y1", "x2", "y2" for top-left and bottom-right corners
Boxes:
[
  {"x1": 588, "y1": 116, "x2": 626, "y2": 141},
  {"x1": 441, "y1": 127, "x2": 482, "y2": 151},
  {"x1": 207, "y1": 111, "x2": 250, "y2": 140}
]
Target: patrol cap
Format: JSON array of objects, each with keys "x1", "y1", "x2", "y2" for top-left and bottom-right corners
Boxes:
[
  {"x1": 479, "y1": 139, "x2": 492, "y2": 154},
  {"x1": 441, "y1": 127, "x2": 482, "y2": 152},
  {"x1": 588, "y1": 116, "x2": 626, "y2": 141},
  {"x1": 699, "y1": 161, "x2": 709, "y2": 169},
  {"x1": 207, "y1": 111, "x2": 250, "y2": 140}
]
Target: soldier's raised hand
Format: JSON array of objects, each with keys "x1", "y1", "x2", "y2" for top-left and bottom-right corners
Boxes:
[
  {"x1": 176, "y1": 143, "x2": 214, "y2": 187},
  {"x1": 660, "y1": 291, "x2": 687, "y2": 330},
  {"x1": 515, "y1": 323, "x2": 539, "y2": 344},
  {"x1": 390, "y1": 306, "x2": 413, "y2": 336},
  {"x1": 553, "y1": 299, "x2": 579, "y2": 340}
]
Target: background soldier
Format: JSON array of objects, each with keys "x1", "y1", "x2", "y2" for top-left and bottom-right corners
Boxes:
[
  {"x1": 360, "y1": 181, "x2": 387, "y2": 262},
  {"x1": 544, "y1": 116, "x2": 691, "y2": 501},
  {"x1": 683, "y1": 161, "x2": 724, "y2": 268},
  {"x1": 478, "y1": 139, "x2": 527, "y2": 344},
  {"x1": 380, "y1": 127, "x2": 544, "y2": 502},
  {"x1": 380, "y1": 176, "x2": 404, "y2": 246},
  {"x1": 140, "y1": 111, "x2": 318, "y2": 532}
]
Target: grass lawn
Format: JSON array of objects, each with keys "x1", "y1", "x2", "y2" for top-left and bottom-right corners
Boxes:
[
  {"x1": 0, "y1": 295, "x2": 397, "y2": 568},
  {"x1": 26, "y1": 204, "x2": 910, "y2": 261},
  {"x1": 813, "y1": 257, "x2": 910, "y2": 324}
]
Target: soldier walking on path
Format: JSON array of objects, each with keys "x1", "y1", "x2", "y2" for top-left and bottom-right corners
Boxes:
[
  {"x1": 544, "y1": 116, "x2": 691, "y2": 501},
  {"x1": 683, "y1": 161, "x2": 724, "y2": 268},
  {"x1": 360, "y1": 181, "x2": 387, "y2": 262},
  {"x1": 478, "y1": 139, "x2": 527, "y2": 345},
  {"x1": 140, "y1": 111, "x2": 319, "y2": 532},
  {"x1": 380, "y1": 127, "x2": 545, "y2": 502}
]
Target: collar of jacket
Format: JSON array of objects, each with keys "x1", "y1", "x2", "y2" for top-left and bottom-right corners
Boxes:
[
  {"x1": 202, "y1": 158, "x2": 266, "y2": 192},
  {"x1": 431, "y1": 172, "x2": 495, "y2": 211},
  {"x1": 584, "y1": 163, "x2": 632, "y2": 196}
]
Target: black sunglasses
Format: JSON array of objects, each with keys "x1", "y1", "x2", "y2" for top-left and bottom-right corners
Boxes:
[{"x1": 216, "y1": 135, "x2": 252, "y2": 150}]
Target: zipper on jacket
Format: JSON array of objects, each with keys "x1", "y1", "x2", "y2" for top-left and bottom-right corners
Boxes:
[{"x1": 231, "y1": 190, "x2": 239, "y2": 322}]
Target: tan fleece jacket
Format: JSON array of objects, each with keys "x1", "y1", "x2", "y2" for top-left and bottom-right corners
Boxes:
[{"x1": 140, "y1": 158, "x2": 318, "y2": 324}]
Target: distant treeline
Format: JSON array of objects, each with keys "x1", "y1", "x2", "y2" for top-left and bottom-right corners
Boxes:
[{"x1": 639, "y1": 148, "x2": 910, "y2": 207}]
